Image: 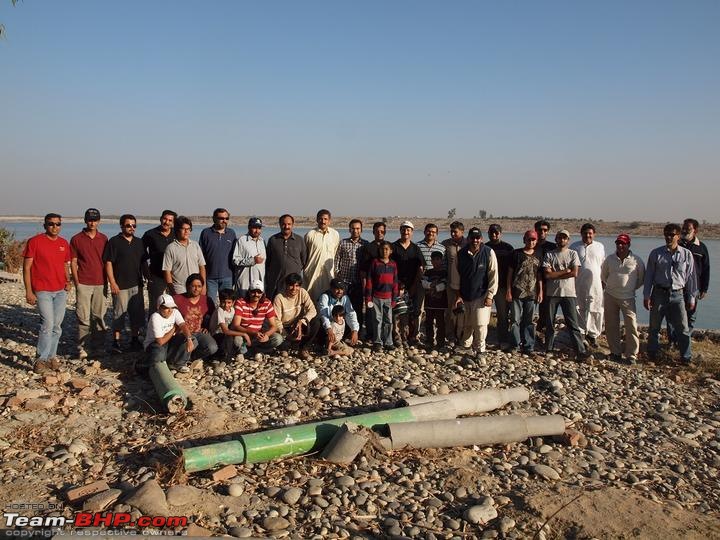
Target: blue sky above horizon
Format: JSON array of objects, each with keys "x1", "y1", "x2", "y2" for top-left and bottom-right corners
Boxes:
[{"x1": 1, "y1": 1, "x2": 719, "y2": 221}]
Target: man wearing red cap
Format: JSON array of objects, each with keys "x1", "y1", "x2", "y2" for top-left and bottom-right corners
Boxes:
[{"x1": 601, "y1": 234, "x2": 645, "y2": 363}]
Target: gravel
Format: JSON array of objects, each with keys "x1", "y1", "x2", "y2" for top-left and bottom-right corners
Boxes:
[{"x1": 1, "y1": 280, "x2": 719, "y2": 537}]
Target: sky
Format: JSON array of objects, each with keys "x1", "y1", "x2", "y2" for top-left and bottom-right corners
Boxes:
[{"x1": 1, "y1": 1, "x2": 719, "y2": 221}]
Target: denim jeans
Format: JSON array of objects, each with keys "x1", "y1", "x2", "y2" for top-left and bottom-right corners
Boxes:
[
  {"x1": 36, "y1": 290, "x2": 68, "y2": 360},
  {"x1": 143, "y1": 334, "x2": 198, "y2": 372},
  {"x1": 648, "y1": 288, "x2": 691, "y2": 360},
  {"x1": 206, "y1": 277, "x2": 233, "y2": 305},
  {"x1": 510, "y1": 297, "x2": 536, "y2": 351},
  {"x1": 493, "y1": 287, "x2": 511, "y2": 344},
  {"x1": 192, "y1": 332, "x2": 219, "y2": 360},
  {"x1": 372, "y1": 297, "x2": 394, "y2": 346},
  {"x1": 545, "y1": 296, "x2": 585, "y2": 353}
]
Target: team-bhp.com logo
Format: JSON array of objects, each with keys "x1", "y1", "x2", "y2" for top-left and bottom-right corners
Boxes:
[{"x1": 4, "y1": 512, "x2": 187, "y2": 528}]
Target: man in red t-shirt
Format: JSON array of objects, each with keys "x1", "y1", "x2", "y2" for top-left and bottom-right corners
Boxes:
[
  {"x1": 172, "y1": 273, "x2": 218, "y2": 361},
  {"x1": 22, "y1": 213, "x2": 72, "y2": 373},
  {"x1": 70, "y1": 208, "x2": 108, "y2": 360}
]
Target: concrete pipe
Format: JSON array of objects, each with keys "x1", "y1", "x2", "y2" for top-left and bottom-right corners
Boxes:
[
  {"x1": 402, "y1": 387, "x2": 529, "y2": 416},
  {"x1": 382, "y1": 414, "x2": 566, "y2": 450}
]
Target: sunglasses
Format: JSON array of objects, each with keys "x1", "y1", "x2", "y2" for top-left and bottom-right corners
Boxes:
[
  {"x1": 124, "y1": 224, "x2": 137, "y2": 228},
  {"x1": 46, "y1": 222, "x2": 62, "y2": 227}
]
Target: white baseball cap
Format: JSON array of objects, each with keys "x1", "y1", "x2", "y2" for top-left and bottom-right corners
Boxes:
[
  {"x1": 249, "y1": 279, "x2": 264, "y2": 292},
  {"x1": 400, "y1": 220, "x2": 414, "y2": 229},
  {"x1": 157, "y1": 294, "x2": 177, "y2": 309}
]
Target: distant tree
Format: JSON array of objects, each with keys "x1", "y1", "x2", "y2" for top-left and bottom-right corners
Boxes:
[
  {"x1": 0, "y1": 0, "x2": 20, "y2": 40},
  {"x1": 447, "y1": 208, "x2": 456, "y2": 219},
  {"x1": 628, "y1": 221, "x2": 640, "y2": 229},
  {"x1": 478, "y1": 209, "x2": 487, "y2": 219}
]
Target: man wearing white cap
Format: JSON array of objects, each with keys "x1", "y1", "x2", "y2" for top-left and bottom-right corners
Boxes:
[
  {"x1": 392, "y1": 220, "x2": 424, "y2": 345},
  {"x1": 231, "y1": 279, "x2": 283, "y2": 354},
  {"x1": 138, "y1": 294, "x2": 196, "y2": 374}
]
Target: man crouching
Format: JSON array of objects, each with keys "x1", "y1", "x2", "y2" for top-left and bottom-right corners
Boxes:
[{"x1": 136, "y1": 294, "x2": 196, "y2": 375}]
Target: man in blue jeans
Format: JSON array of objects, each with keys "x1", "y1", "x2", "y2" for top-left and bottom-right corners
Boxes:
[
  {"x1": 138, "y1": 294, "x2": 196, "y2": 375},
  {"x1": 22, "y1": 213, "x2": 73, "y2": 373},
  {"x1": 542, "y1": 230, "x2": 590, "y2": 361},
  {"x1": 199, "y1": 208, "x2": 237, "y2": 303},
  {"x1": 644, "y1": 223, "x2": 697, "y2": 364}
]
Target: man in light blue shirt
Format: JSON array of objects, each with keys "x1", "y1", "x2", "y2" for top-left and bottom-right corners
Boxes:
[{"x1": 643, "y1": 223, "x2": 697, "y2": 363}]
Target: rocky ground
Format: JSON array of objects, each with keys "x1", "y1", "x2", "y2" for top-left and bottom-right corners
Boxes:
[{"x1": 1, "y1": 278, "x2": 720, "y2": 539}]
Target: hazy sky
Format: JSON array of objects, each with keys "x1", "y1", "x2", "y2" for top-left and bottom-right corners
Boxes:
[{"x1": 1, "y1": 1, "x2": 719, "y2": 221}]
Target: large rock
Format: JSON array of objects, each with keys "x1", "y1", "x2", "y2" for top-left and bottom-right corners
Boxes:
[
  {"x1": 125, "y1": 480, "x2": 169, "y2": 516},
  {"x1": 166, "y1": 485, "x2": 202, "y2": 507},
  {"x1": 464, "y1": 504, "x2": 498, "y2": 525}
]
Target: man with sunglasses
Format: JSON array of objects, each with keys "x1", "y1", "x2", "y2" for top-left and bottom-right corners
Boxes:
[
  {"x1": 644, "y1": 223, "x2": 698, "y2": 364},
  {"x1": 70, "y1": 208, "x2": 108, "y2": 360},
  {"x1": 199, "y1": 208, "x2": 237, "y2": 303},
  {"x1": 103, "y1": 214, "x2": 147, "y2": 353},
  {"x1": 22, "y1": 213, "x2": 72, "y2": 373}
]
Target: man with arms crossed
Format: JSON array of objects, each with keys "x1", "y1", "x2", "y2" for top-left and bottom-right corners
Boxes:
[
  {"x1": 70, "y1": 208, "x2": 108, "y2": 360},
  {"x1": 142, "y1": 210, "x2": 176, "y2": 316}
]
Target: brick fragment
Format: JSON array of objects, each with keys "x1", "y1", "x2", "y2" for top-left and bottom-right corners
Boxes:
[
  {"x1": 211, "y1": 464, "x2": 237, "y2": 482},
  {"x1": 66, "y1": 480, "x2": 110, "y2": 503}
]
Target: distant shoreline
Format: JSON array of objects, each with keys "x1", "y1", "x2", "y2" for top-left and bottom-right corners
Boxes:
[{"x1": 2, "y1": 215, "x2": 719, "y2": 239}]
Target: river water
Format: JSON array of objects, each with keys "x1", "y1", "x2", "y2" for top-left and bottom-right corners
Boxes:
[{"x1": 3, "y1": 219, "x2": 718, "y2": 329}]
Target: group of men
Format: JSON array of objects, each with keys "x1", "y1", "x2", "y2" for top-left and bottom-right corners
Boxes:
[{"x1": 21, "y1": 208, "x2": 710, "y2": 373}]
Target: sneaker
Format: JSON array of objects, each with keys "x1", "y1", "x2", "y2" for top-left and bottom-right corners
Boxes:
[
  {"x1": 110, "y1": 340, "x2": 122, "y2": 354},
  {"x1": 608, "y1": 353, "x2": 622, "y2": 362},
  {"x1": 33, "y1": 360, "x2": 52, "y2": 374},
  {"x1": 384, "y1": 344, "x2": 396, "y2": 351},
  {"x1": 178, "y1": 366, "x2": 191, "y2": 373},
  {"x1": 372, "y1": 344, "x2": 383, "y2": 353},
  {"x1": 624, "y1": 356, "x2": 638, "y2": 365},
  {"x1": 48, "y1": 357, "x2": 61, "y2": 370},
  {"x1": 586, "y1": 336, "x2": 598, "y2": 348},
  {"x1": 577, "y1": 351, "x2": 593, "y2": 363}
]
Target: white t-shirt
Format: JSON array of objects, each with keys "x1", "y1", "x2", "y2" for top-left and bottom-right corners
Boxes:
[
  {"x1": 144, "y1": 309, "x2": 185, "y2": 348},
  {"x1": 209, "y1": 306, "x2": 234, "y2": 335},
  {"x1": 330, "y1": 319, "x2": 345, "y2": 343}
]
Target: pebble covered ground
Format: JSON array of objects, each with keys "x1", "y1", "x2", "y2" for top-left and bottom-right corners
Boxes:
[{"x1": 1, "y1": 278, "x2": 719, "y2": 538}]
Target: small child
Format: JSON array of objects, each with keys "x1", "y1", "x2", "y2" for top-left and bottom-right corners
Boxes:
[
  {"x1": 328, "y1": 305, "x2": 354, "y2": 357},
  {"x1": 421, "y1": 251, "x2": 448, "y2": 348},
  {"x1": 393, "y1": 282, "x2": 412, "y2": 347},
  {"x1": 209, "y1": 288, "x2": 249, "y2": 360},
  {"x1": 365, "y1": 241, "x2": 399, "y2": 352}
]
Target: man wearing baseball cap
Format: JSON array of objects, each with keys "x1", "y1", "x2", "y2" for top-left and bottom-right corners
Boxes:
[
  {"x1": 233, "y1": 217, "x2": 266, "y2": 298},
  {"x1": 392, "y1": 220, "x2": 424, "y2": 345},
  {"x1": 456, "y1": 227, "x2": 498, "y2": 353},
  {"x1": 138, "y1": 293, "x2": 196, "y2": 375},
  {"x1": 542, "y1": 230, "x2": 590, "y2": 360},
  {"x1": 70, "y1": 208, "x2": 108, "y2": 360},
  {"x1": 600, "y1": 234, "x2": 645, "y2": 363}
]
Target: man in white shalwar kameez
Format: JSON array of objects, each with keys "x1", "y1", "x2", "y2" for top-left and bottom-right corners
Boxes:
[
  {"x1": 570, "y1": 223, "x2": 605, "y2": 346},
  {"x1": 304, "y1": 209, "x2": 340, "y2": 300}
]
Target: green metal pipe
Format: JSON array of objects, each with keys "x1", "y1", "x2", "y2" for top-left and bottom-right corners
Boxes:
[
  {"x1": 183, "y1": 400, "x2": 455, "y2": 472},
  {"x1": 149, "y1": 361, "x2": 189, "y2": 413}
]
